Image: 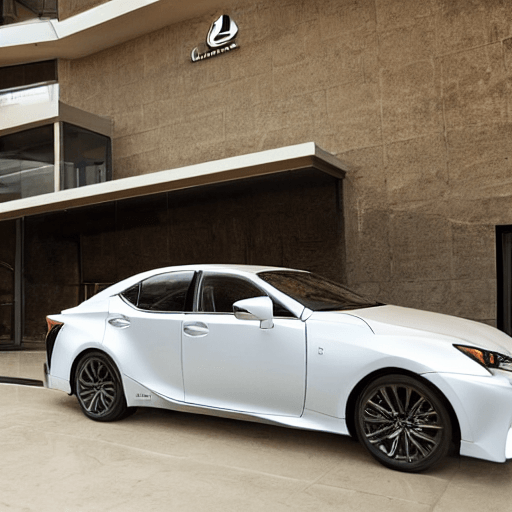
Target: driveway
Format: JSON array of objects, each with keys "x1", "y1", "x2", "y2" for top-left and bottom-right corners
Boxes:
[{"x1": 0, "y1": 351, "x2": 509, "y2": 511}]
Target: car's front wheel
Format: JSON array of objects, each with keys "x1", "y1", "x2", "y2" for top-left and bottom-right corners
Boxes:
[
  {"x1": 355, "y1": 374, "x2": 452, "y2": 472},
  {"x1": 75, "y1": 351, "x2": 130, "y2": 422}
]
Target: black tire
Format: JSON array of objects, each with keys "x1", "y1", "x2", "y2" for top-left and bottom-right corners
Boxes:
[
  {"x1": 355, "y1": 374, "x2": 452, "y2": 472},
  {"x1": 75, "y1": 351, "x2": 131, "y2": 422}
]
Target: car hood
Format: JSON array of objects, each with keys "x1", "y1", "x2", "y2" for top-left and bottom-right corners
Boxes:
[{"x1": 328, "y1": 305, "x2": 512, "y2": 355}]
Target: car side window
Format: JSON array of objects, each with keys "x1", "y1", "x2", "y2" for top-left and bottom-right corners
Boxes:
[
  {"x1": 121, "y1": 284, "x2": 139, "y2": 306},
  {"x1": 199, "y1": 275, "x2": 262, "y2": 313},
  {"x1": 198, "y1": 274, "x2": 294, "y2": 317},
  {"x1": 121, "y1": 271, "x2": 195, "y2": 312}
]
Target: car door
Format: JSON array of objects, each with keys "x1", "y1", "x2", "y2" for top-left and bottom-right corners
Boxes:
[
  {"x1": 103, "y1": 270, "x2": 196, "y2": 402},
  {"x1": 182, "y1": 272, "x2": 306, "y2": 416}
]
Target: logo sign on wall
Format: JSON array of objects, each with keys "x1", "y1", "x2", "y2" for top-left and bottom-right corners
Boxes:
[{"x1": 191, "y1": 14, "x2": 239, "y2": 62}]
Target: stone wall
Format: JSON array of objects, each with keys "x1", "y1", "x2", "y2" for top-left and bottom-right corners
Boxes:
[{"x1": 58, "y1": 0, "x2": 512, "y2": 324}]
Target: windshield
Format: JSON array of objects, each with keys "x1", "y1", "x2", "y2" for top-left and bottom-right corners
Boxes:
[{"x1": 258, "y1": 271, "x2": 381, "y2": 312}]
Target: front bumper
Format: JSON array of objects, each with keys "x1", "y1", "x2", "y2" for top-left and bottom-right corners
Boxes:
[{"x1": 425, "y1": 371, "x2": 512, "y2": 463}]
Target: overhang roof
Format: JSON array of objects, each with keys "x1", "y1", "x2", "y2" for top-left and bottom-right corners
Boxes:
[
  {"x1": 0, "y1": 142, "x2": 348, "y2": 221},
  {"x1": 0, "y1": 0, "x2": 240, "y2": 66}
]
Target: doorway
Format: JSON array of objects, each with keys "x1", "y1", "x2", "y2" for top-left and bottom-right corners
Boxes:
[{"x1": 497, "y1": 226, "x2": 512, "y2": 336}]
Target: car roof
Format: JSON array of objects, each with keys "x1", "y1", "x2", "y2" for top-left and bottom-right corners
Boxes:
[{"x1": 84, "y1": 264, "x2": 305, "y2": 304}]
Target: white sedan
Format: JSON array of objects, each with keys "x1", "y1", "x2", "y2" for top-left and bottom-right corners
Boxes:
[{"x1": 44, "y1": 264, "x2": 512, "y2": 472}]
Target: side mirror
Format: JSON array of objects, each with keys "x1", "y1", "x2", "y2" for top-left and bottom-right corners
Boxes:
[{"x1": 233, "y1": 296, "x2": 274, "y2": 329}]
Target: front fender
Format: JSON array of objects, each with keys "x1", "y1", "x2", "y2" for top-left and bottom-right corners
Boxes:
[{"x1": 304, "y1": 317, "x2": 489, "y2": 419}]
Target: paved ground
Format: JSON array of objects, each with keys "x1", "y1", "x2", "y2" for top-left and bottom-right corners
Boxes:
[{"x1": 0, "y1": 351, "x2": 511, "y2": 511}]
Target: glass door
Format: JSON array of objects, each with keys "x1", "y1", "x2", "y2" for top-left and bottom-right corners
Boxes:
[
  {"x1": 497, "y1": 226, "x2": 512, "y2": 336},
  {"x1": 0, "y1": 219, "x2": 16, "y2": 345},
  {"x1": 0, "y1": 263, "x2": 14, "y2": 345}
]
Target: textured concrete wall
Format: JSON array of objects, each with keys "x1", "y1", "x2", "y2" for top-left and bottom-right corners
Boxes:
[
  {"x1": 59, "y1": 0, "x2": 111, "y2": 20},
  {"x1": 58, "y1": 0, "x2": 512, "y2": 324}
]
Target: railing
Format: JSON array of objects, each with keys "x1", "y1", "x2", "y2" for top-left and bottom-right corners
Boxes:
[{"x1": 0, "y1": 82, "x2": 59, "y2": 132}]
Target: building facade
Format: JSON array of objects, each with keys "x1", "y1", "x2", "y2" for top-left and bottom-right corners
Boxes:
[{"x1": 1, "y1": 0, "x2": 512, "y2": 348}]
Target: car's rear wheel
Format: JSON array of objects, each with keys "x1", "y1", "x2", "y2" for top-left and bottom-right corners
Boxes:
[
  {"x1": 355, "y1": 374, "x2": 452, "y2": 472},
  {"x1": 75, "y1": 352, "x2": 130, "y2": 422}
]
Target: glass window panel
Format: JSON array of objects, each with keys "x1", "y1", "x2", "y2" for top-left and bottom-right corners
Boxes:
[
  {"x1": 62, "y1": 123, "x2": 111, "y2": 190},
  {"x1": 0, "y1": 125, "x2": 54, "y2": 202},
  {"x1": 138, "y1": 271, "x2": 195, "y2": 312},
  {"x1": 0, "y1": 60, "x2": 57, "y2": 91},
  {"x1": 121, "y1": 284, "x2": 140, "y2": 306},
  {"x1": 199, "y1": 275, "x2": 266, "y2": 313}
]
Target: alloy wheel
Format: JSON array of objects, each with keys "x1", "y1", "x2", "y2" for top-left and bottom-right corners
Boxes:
[
  {"x1": 77, "y1": 356, "x2": 117, "y2": 416},
  {"x1": 75, "y1": 352, "x2": 135, "y2": 422},
  {"x1": 356, "y1": 375, "x2": 451, "y2": 472}
]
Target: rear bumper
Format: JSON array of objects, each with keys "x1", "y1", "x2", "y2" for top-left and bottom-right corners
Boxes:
[
  {"x1": 43, "y1": 363, "x2": 72, "y2": 394},
  {"x1": 43, "y1": 362, "x2": 49, "y2": 388}
]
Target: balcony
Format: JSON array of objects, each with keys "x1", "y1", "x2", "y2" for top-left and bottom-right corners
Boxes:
[{"x1": 0, "y1": 82, "x2": 112, "y2": 203}]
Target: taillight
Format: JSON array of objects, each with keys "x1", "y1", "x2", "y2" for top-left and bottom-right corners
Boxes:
[
  {"x1": 45, "y1": 317, "x2": 64, "y2": 370},
  {"x1": 46, "y1": 317, "x2": 63, "y2": 334}
]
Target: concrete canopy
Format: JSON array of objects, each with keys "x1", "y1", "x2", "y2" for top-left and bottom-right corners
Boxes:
[{"x1": 0, "y1": 142, "x2": 347, "y2": 221}]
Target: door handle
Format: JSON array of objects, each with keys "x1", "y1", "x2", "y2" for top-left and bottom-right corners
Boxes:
[
  {"x1": 108, "y1": 316, "x2": 131, "y2": 329},
  {"x1": 183, "y1": 322, "x2": 209, "y2": 337}
]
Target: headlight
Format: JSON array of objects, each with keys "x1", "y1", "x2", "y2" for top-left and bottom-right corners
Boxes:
[{"x1": 454, "y1": 345, "x2": 512, "y2": 372}]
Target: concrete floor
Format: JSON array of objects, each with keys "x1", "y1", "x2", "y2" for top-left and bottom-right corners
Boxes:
[{"x1": 0, "y1": 351, "x2": 511, "y2": 511}]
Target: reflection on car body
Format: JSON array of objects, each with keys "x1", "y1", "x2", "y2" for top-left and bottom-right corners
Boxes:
[{"x1": 45, "y1": 264, "x2": 512, "y2": 472}]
